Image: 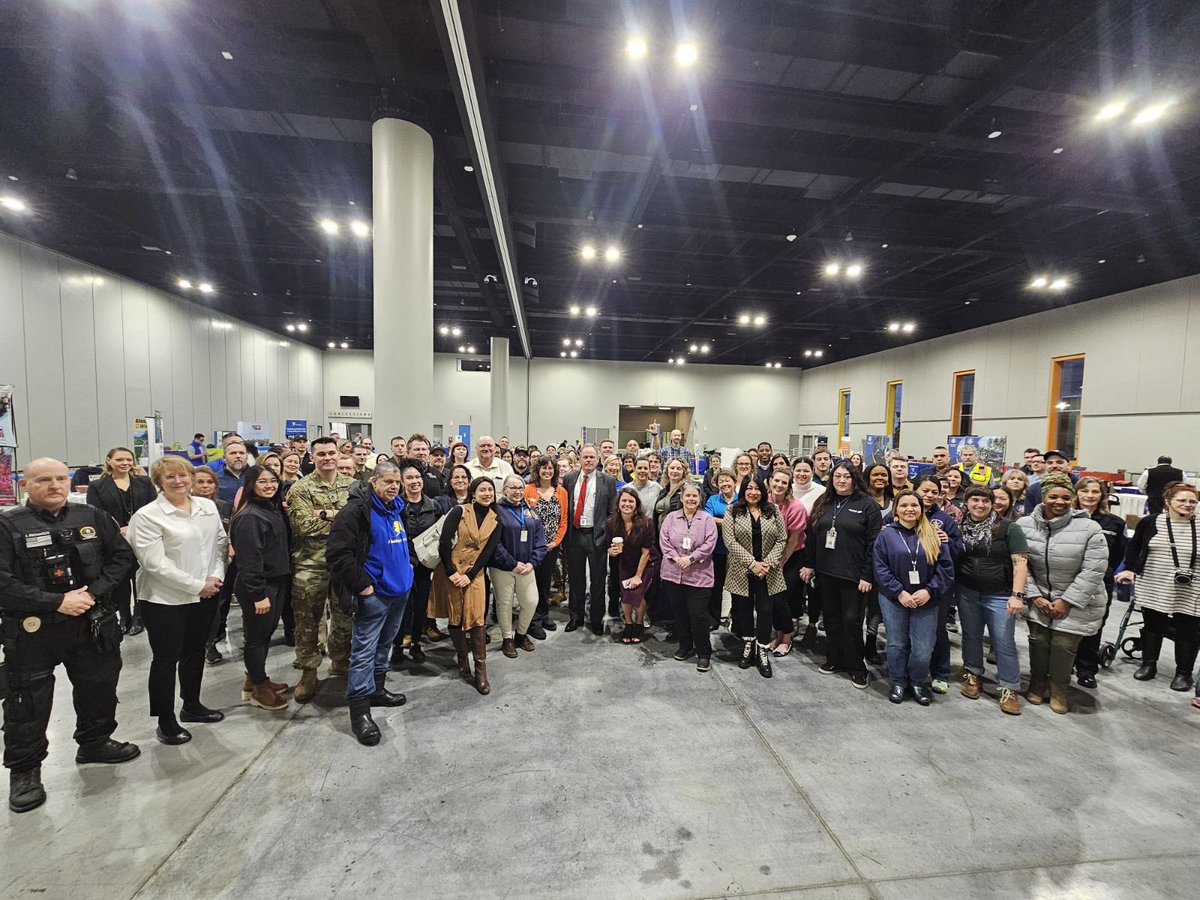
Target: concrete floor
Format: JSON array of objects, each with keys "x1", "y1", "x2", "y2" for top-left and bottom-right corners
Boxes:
[{"x1": 2, "y1": 603, "x2": 1198, "y2": 900}]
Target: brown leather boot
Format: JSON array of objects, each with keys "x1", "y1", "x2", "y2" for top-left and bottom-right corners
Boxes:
[
  {"x1": 1049, "y1": 684, "x2": 1070, "y2": 714},
  {"x1": 1025, "y1": 682, "x2": 1047, "y2": 705},
  {"x1": 502, "y1": 637, "x2": 518, "y2": 658},
  {"x1": 470, "y1": 626, "x2": 491, "y2": 695},
  {"x1": 248, "y1": 681, "x2": 289, "y2": 710},
  {"x1": 448, "y1": 626, "x2": 473, "y2": 681},
  {"x1": 242, "y1": 673, "x2": 290, "y2": 701},
  {"x1": 294, "y1": 669, "x2": 319, "y2": 703}
]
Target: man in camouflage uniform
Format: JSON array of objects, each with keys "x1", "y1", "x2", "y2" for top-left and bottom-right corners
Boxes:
[{"x1": 287, "y1": 436, "x2": 355, "y2": 701}]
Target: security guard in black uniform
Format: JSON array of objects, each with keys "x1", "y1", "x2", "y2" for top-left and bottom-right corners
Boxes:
[{"x1": 0, "y1": 458, "x2": 141, "y2": 813}]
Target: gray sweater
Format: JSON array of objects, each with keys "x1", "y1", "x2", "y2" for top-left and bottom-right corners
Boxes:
[{"x1": 1017, "y1": 507, "x2": 1109, "y2": 636}]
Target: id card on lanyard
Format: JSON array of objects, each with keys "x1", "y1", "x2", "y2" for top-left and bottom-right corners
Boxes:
[
  {"x1": 504, "y1": 505, "x2": 529, "y2": 543},
  {"x1": 826, "y1": 499, "x2": 849, "y2": 550}
]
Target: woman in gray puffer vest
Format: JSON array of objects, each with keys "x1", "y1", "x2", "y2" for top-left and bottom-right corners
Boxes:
[{"x1": 1017, "y1": 472, "x2": 1108, "y2": 714}]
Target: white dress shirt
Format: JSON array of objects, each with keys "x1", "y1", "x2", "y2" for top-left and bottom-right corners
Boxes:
[
  {"x1": 128, "y1": 494, "x2": 228, "y2": 605},
  {"x1": 573, "y1": 469, "x2": 598, "y2": 528},
  {"x1": 467, "y1": 457, "x2": 515, "y2": 492}
]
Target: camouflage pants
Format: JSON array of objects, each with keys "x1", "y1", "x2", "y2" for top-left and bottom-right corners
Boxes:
[{"x1": 291, "y1": 565, "x2": 351, "y2": 670}]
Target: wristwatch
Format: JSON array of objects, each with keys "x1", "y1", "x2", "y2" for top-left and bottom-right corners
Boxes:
[{"x1": 1013, "y1": 591, "x2": 1025, "y2": 599}]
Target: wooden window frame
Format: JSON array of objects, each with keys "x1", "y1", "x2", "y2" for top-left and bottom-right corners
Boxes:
[
  {"x1": 1047, "y1": 354, "x2": 1085, "y2": 462},
  {"x1": 886, "y1": 380, "x2": 903, "y2": 448},
  {"x1": 837, "y1": 388, "x2": 851, "y2": 443},
  {"x1": 951, "y1": 369, "x2": 976, "y2": 435}
]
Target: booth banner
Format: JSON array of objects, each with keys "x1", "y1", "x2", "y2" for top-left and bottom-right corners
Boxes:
[
  {"x1": 861, "y1": 435, "x2": 894, "y2": 466},
  {"x1": 0, "y1": 384, "x2": 16, "y2": 447},
  {"x1": 237, "y1": 421, "x2": 271, "y2": 443},
  {"x1": 132, "y1": 417, "x2": 149, "y2": 464},
  {"x1": 285, "y1": 419, "x2": 308, "y2": 438},
  {"x1": 0, "y1": 447, "x2": 15, "y2": 506},
  {"x1": 947, "y1": 435, "x2": 1008, "y2": 471}
]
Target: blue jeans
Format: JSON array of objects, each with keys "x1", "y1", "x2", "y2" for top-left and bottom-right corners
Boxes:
[
  {"x1": 347, "y1": 592, "x2": 409, "y2": 700},
  {"x1": 931, "y1": 586, "x2": 956, "y2": 681},
  {"x1": 877, "y1": 595, "x2": 939, "y2": 688},
  {"x1": 958, "y1": 585, "x2": 1021, "y2": 691}
]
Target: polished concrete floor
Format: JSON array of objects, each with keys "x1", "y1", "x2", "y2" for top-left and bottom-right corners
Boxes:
[{"x1": 2, "y1": 600, "x2": 1198, "y2": 900}]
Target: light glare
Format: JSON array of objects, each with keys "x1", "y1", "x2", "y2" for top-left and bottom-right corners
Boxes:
[
  {"x1": 625, "y1": 36, "x2": 648, "y2": 60},
  {"x1": 580, "y1": 244, "x2": 596, "y2": 261},
  {"x1": 604, "y1": 245, "x2": 620, "y2": 263},
  {"x1": 350, "y1": 220, "x2": 370, "y2": 238},
  {"x1": 1095, "y1": 100, "x2": 1126, "y2": 122},
  {"x1": 824, "y1": 262, "x2": 840, "y2": 276},
  {"x1": 674, "y1": 42, "x2": 698, "y2": 67},
  {"x1": 319, "y1": 218, "x2": 339, "y2": 235}
]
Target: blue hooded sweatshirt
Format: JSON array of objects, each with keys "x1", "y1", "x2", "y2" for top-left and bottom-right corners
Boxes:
[{"x1": 364, "y1": 493, "x2": 414, "y2": 597}]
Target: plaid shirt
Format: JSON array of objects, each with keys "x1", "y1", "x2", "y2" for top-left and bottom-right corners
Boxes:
[{"x1": 659, "y1": 445, "x2": 695, "y2": 470}]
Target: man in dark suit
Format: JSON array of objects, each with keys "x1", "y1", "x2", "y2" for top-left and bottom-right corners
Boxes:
[
  {"x1": 562, "y1": 444, "x2": 617, "y2": 635},
  {"x1": 1139, "y1": 455, "x2": 1185, "y2": 516}
]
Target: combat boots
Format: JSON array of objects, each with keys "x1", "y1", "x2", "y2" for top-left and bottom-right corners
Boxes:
[
  {"x1": 469, "y1": 626, "x2": 491, "y2": 695},
  {"x1": 295, "y1": 669, "x2": 319, "y2": 703},
  {"x1": 9, "y1": 767, "x2": 46, "y2": 813}
]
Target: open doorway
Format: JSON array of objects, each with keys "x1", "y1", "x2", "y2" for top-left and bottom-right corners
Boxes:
[{"x1": 618, "y1": 405, "x2": 694, "y2": 450}]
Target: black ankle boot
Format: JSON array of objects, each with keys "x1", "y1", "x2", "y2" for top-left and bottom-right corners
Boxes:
[
  {"x1": 738, "y1": 637, "x2": 755, "y2": 669},
  {"x1": 756, "y1": 642, "x2": 773, "y2": 678},
  {"x1": 1133, "y1": 661, "x2": 1158, "y2": 681},
  {"x1": 1170, "y1": 669, "x2": 1194, "y2": 691},
  {"x1": 349, "y1": 697, "x2": 381, "y2": 745},
  {"x1": 9, "y1": 767, "x2": 46, "y2": 813},
  {"x1": 369, "y1": 675, "x2": 407, "y2": 707},
  {"x1": 1134, "y1": 628, "x2": 1163, "y2": 680}
]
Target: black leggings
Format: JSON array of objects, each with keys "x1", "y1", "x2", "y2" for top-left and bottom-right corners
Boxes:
[
  {"x1": 240, "y1": 576, "x2": 287, "y2": 684},
  {"x1": 819, "y1": 575, "x2": 867, "y2": 677},
  {"x1": 666, "y1": 582, "x2": 711, "y2": 657},
  {"x1": 533, "y1": 545, "x2": 561, "y2": 626},
  {"x1": 397, "y1": 567, "x2": 433, "y2": 646},
  {"x1": 708, "y1": 554, "x2": 727, "y2": 622},
  {"x1": 142, "y1": 598, "x2": 217, "y2": 717},
  {"x1": 783, "y1": 554, "x2": 805, "y2": 626},
  {"x1": 732, "y1": 577, "x2": 791, "y2": 644}
]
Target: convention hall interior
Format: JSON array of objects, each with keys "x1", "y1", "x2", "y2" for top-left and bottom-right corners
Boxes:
[{"x1": 1, "y1": 1, "x2": 1199, "y2": 898}]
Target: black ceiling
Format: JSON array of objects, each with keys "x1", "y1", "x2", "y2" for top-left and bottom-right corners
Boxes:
[{"x1": 1, "y1": 0, "x2": 1198, "y2": 367}]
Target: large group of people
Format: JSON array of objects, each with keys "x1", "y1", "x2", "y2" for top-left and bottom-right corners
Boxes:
[{"x1": 2, "y1": 428, "x2": 1197, "y2": 814}]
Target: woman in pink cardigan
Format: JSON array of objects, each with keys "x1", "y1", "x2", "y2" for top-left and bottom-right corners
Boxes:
[{"x1": 659, "y1": 483, "x2": 718, "y2": 672}]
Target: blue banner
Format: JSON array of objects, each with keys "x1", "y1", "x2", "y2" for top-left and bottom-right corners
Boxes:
[{"x1": 285, "y1": 419, "x2": 307, "y2": 438}]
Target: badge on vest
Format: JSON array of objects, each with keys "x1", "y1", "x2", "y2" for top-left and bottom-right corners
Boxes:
[
  {"x1": 79, "y1": 526, "x2": 98, "y2": 540},
  {"x1": 21, "y1": 616, "x2": 41, "y2": 633},
  {"x1": 24, "y1": 532, "x2": 52, "y2": 549}
]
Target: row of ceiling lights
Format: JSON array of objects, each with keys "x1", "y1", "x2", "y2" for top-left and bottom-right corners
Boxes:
[
  {"x1": 1028, "y1": 274, "x2": 1070, "y2": 291},
  {"x1": 284, "y1": 322, "x2": 309, "y2": 333},
  {"x1": 1094, "y1": 96, "x2": 1176, "y2": 126},
  {"x1": 737, "y1": 313, "x2": 767, "y2": 326},
  {"x1": 580, "y1": 244, "x2": 621, "y2": 263},
  {"x1": 625, "y1": 36, "x2": 699, "y2": 67},
  {"x1": 887, "y1": 322, "x2": 917, "y2": 334},
  {"x1": 318, "y1": 217, "x2": 371, "y2": 238},
  {"x1": 177, "y1": 277, "x2": 215, "y2": 294},
  {"x1": 1, "y1": 194, "x2": 28, "y2": 213}
]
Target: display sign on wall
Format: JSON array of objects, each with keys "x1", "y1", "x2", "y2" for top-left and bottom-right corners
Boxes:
[
  {"x1": 0, "y1": 447, "x2": 16, "y2": 507},
  {"x1": 0, "y1": 384, "x2": 17, "y2": 447},
  {"x1": 947, "y1": 435, "x2": 1008, "y2": 471},
  {"x1": 237, "y1": 421, "x2": 271, "y2": 443},
  {"x1": 861, "y1": 435, "x2": 894, "y2": 466},
  {"x1": 285, "y1": 419, "x2": 308, "y2": 438}
]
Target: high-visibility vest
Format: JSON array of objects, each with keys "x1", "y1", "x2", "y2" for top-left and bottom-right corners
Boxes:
[{"x1": 960, "y1": 463, "x2": 994, "y2": 485}]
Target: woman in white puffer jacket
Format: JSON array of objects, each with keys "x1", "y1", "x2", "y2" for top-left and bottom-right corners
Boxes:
[{"x1": 1017, "y1": 472, "x2": 1108, "y2": 714}]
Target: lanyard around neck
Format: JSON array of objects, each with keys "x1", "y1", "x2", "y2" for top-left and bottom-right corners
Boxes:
[{"x1": 1165, "y1": 516, "x2": 1197, "y2": 572}]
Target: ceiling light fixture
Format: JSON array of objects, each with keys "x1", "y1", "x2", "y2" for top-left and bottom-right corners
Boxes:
[
  {"x1": 881, "y1": 243, "x2": 889, "y2": 248},
  {"x1": 753, "y1": 315, "x2": 766, "y2": 326},
  {"x1": 625, "y1": 35, "x2": 648, "y2": 60},
  {"x1": 700, "y1": 344, "x2": 710, "y2": 354},
  {"x1": 458, "y1": 345, "x2": 466, "y2": 353},
  {"x1": 177, "y1": 278, "x2": 192, "y2": 290},
  {"x1": 988, "y1": 130, "x2": 1003, "y2": 139},
  {"x1": 814, "y1": 350, "x2": 823, "y2": 358},
  {"x1": 738, "y1": 314, "x2": 750, "y2": 325},
  {"x1": 1098, "y1": 259, "x2": 1106, "y2": 264},
  {"x1": 888, "y1": 322, "x2": 901, "y2": 332},
  {"x1": 568, "y1": 305, "x2": 580, "y2": 316},
  {"x1": 574, "y1": 339, "x2": 583, "y2": 347},
  {"x1": 674, "y1": 42, "x2": 698, "y2": 67},
  {"x1": 604, "y1": 245, "x2": 621, "y2": 263},
  {"x1": 580, "y1": 244, "x2": 596, "y2": 261},
  {"x1": 824, "y1": 262, "x2": 841, "y2": 276},
  {"x1": 569, "y1": 350, "x2": 578, "y2": 358},
  {"x1": 286, "y1": 324, "x2": 296, "y2": 332},
  {"x1": 804, "y1": 350, "x2": 813, "y2": 357},
  {"x1": 451, "y1": 326, "x2": 462, "y2": 336},
  {"x1": 350, "y1": 220, "x2": 370, "y2": 238},
  {"x1": 668, "y1": 357, "x2": 675, "y2": 365},
  {"x1": 319, "y1": 218, "x2": 339, "y2": 235},
  {"x1": 467, "y1": 345, "x2": 476, "y2": 354},
  {"x1": 1132, "y1": 100, "x2": 1173, "y2": 126},
  {"x1": 1095, "y1": 100, "x2": 1127, "y2": 122},
  {"x1": 846, "y1": 263, "x2": 864, "y2": 278},
  {"x1": 689, "y1": 344, "x2": 698, "y2": 353},
  {"x1": 764, "y1": 362, "x2": 773, "y2": 368},
  {"x1": 439, "y1": 325, "x2": 449, "y2": 335},
  {"x1": 0, "y1": 195, "x2": 28, "y2": 212},
  {"x1": 221, "y1": 50, "x2": 233, "y2": 60},
  {"x1": 675, "y1": 357, "x2": 686, "y2": 365},
  {"x1": 902, "y1": 322, "x2": 915, "y2": 333},
  {"x1": 463, "y1": 164, "x2": 475, "y2": 172},
  {"x1": 1030, "y1": 275, "x2": 1049, "y2": 289},
  {"x1": 561, "y1": 351, "x2": 567, "y2": 358},
  {"x1": 562, "y1": 338, "x2": 570, "y2": 347},
  {"x1": 774, "y1": 362, "x2": 782, "y2": 369},
  {"x1": 340, "y1": 342, "x2": 349, "y2": 349},
  {"x1": 297, "y1": 322, "x2": 308, "y2": 332},
  {"x1": 1052, "y1": 147, "x2": 1064, "y2": 154},
  {"x1": 585, "y1": 306, "x2": 598, "y2": 317},
  {"x1": 785, "y1": 233, "x2": 797, "y2": 242},
  {"x1": 328, "y1": 342, "x2": 336, "y2": 349},
  {"x1": 1050, "y1": 277, "x2": 1069, "y2": 290},
  {"x1": 198, "y1": 282, "x2": 214, "y2": 294}
]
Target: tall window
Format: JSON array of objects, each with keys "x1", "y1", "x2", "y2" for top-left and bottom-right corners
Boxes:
[
  {"x1": 837, "y1": 389, "x2": 851, "y2": 446},
  {"x1": 886, "y1": 381, "x2": 903, "y2": 448},
  {"x1": 1049, "y1": 355, "x2": 1085, "y2": 460},
  {"x1": 952, "y1": 370, "x2": 976, "y2": 436}
]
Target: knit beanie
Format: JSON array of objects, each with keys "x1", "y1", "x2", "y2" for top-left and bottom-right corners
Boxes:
[{"x1": 1039, "y1": 472, "x2": 1075, "y2": 495}]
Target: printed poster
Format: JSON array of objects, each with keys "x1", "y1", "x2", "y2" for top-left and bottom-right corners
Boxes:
[
  {"x1": 0, "y1": 384, "x2": 16, "y2": 447},
  {"x1": 0, "y1": 447, "x2": 16, "y2": 507}
]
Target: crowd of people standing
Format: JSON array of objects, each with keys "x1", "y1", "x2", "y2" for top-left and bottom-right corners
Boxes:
[{"x1": 2, "y1": 427, "x2": 1196, "y2": 813}]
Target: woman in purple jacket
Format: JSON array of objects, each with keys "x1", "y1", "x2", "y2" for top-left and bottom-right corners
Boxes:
[{"x1": 659, "y1": 483, "x2": 719, "y2": 672}]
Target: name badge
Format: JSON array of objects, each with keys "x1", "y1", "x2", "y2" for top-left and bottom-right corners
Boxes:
[
  {"x1": 682, "y1": 536, "x2": 692, "y2": 550},
  {"x1": 25, "y1": 532, "x2": 52, "y2": 549},
  {"x1": 825, "y1": 527, "x2": 837, "y2": 550},
  {"x1": 909, "y1": 569, "x2": 921, "y2": 585},
  {"x1": 520, "y1": 529, "x2": 528, "y2": 543}
]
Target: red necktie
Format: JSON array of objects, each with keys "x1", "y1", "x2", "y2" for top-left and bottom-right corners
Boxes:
[{"x1": 573, "y1": 474, "x2": 588, "y2": 528}]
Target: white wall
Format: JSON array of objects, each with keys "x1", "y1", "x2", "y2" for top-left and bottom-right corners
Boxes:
[
  {"x1": 795, "y1": 274, "x2": 1200, "y2": 473},
  {"x1": 322, "y1": 352, "x2": 801, "y2": 450},
  {"x1": 0, "y1": 233, "x2": 324, "y2": 465}
]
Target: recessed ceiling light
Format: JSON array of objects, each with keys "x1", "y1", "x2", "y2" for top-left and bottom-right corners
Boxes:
[
  {"x1": 562, "y1": 338, "x2": 570, "y2": 346},
  {"x1": 604, "y1": 245, "x2": 621, "y2": 263},
  {"x1": 439, "y1": 325, "x2": 449, "y2": 335},
  {"x1": 804, "y1": 350, "x2": 813, "y2": 357},
  {"x1": 286, "y1": 324, "x2": 296, "y2": 332},
  {"x1": 785, "y1": 233, "x2": 797, "y2": 242},
  {"x1": 580, "y1": 244, "x2": 596, "y2": 261},
  {"x1": 881, "y1": 243, "x2": 889, "y2": 248},
  {"x1": 1030, "y1": 275, "x2": 1049, "y2": 289},
  {"x1": 625, "y1": 35, "x2": 648, "y2": 60},
  {"x1": 902, "y1": 322, "x2": 915, "y2": 333},
  {"x1": 458, "y1": 345, "x2": 466, "y2": 353},
  {"x1": 1098, "y1": 258, "x2": 1106, "y2": 264},
  {"x1": 6, "y1": 175, "x2": 17, "y2": 181},
  {"x1": 0, "y1": 195, "x2": 28, "y2": 212},
  {"x1": 738, "y1": 314, "x2": 750, "y2": 325},
  {"x1": 987, "y1": 130, "x2": 1002, "y2": 139},
  {"x1": 700, "y1": 344, "x2": 710, "y2": 354},
  {"x1": 1132, "y1": 100, "x2": 1173, "y2": 126},
  {"x1": 327, "y1": 342, "x2": 336, "y2": 349},
  {"x1": 888, "y1": 322, "x2": 901, "y2": 332},
  {"x1": 574, "y1": 339, "x2": 583, "y2": 347},
  {"x1": 177, "y1": 278, "x2": 192, "y2": 289},
  {"x1": 221, "y1": 50, "x2": 233, "y2": 60},
  {"x1": 764, "y1": 362, "x2": 773, "y2": 368},
  {"x1": 348, "y1": 200, "x2": 356, "y2": 206},
  {"x1": 1095, "y1": 99, "x2": 1127, "y2": 122},
  {"x1": 198, "y1": 282, "x2": 214, "y2": 294},
  {"x1": 585, "y1": 306, "x2": 598, "y2": 317},
  {"x1": 569, "y1": 350, "x2": 578, "y2": 358},
  {"x1": 463, "y1": 164, "x2": 475, "y2": 172},
  {"x1": 689, "y1": 344, "x2": 698, "y2": 352},
  {"x1": 814, "y1": 350, "x2": 823, "y2": 358},
  {"x1": 467, "y1": 345, "x2": 476, "y2": 353},
  {"x1": 774, "y1": 362, "x2": 782, "y2": 369},
  {"x1": 824, "y1": 262, "x2": 840, "y2": 276},
  {"x1": 676, "y1": 357, "x2": 686, "y2": 365},
  {"x1": 561, "y1": 351, "x2": 567, "y2": 357},
  {"x1": 1050, "y1": 277, "x2": 1069, "y2": 290},
  {"x1": 319, "y1": 218, "x2": 339, "y2": 235},
  {"x1": 350, "y1": 220, "x2": 370, "y2": 238},
  {"x1": 846, "y1": 263, "x2": 864, "y2": 278},
  {"x1": 668, "y1": 357, "x2": 675, "y2": 365},
  {"x1": 568, "y1": 305, "x2": 580, "y2": 316},
  {"x1": 674, "y1": 42, "x2": 698, "y2": 67},
  {"x1": 451, "y1": 326, "x2": 462, "y2": 336},
  {"x1": 753, "y1": 315, "x2": 766, "y2": 326},
  {"x1": 340, "y1": 341, "x2": 349, "y2": 349},
  {"x1": 636, "y1": 223, "x2": 643, "y2": 229},
  {"x1": 1052, "y1": 147, "x2": 1064, "y2": 154},
  {"x1": 689, "y1": 103, "x2": 699, "y2": 112},
  {"x1": 297, "y1": 323, "x2": 309, "y2": 332}
]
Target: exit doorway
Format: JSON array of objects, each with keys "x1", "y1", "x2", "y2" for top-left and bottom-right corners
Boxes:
[{"x1": 618, "y1": 405, "x2": 694, "y2": 449}]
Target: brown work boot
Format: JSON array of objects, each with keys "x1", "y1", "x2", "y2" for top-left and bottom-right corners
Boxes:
[
  {"x1": 449, "y1": 626, "x2": 473, "y2": 681},
  {"x1": 327, "y1": 658, "x2": 349, "y2": 677},
  {"x1": 295, "y1": 669, "x2": 319, "y2": 703},
  {"x1": 961, "y1": 672, "x2": 981, "y2": 699},
  {"x1": 502, "y1": 638, "x2": 518, "y2": 658},
  {"x1": 1049, "y1": 684, "x2": 1070, "y2": 714},
  {"x1": 999, "y1": 688, "x2": 1022, "y2": 716},
  {"x1": 248, "y1": 681, "x2": 289, "y2": 710},
  {"x1": 1025, "y1": 681, "x2": 1048, "y2": 705},
  {"x1": 470, "y1": 626, "x2": 491, "y2": 695},
  {"x1": 423, "y1": 623, "x2": 448, "y2": 643},
  {"x1": 242, "y1": 673, "x2": 290, "y2": 701},
  {"x1": 516, "y1": 633, "x2": 535, "y2": 652}
]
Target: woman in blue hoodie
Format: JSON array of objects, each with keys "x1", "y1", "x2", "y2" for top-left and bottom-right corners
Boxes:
[{"x1": 873, "y1": 490, "x2": 955, "y2": 706}]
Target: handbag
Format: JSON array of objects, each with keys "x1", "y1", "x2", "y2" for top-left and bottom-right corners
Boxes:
[{"x1": 414, "y1": 510, "x2": 454, "y2": 569}]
